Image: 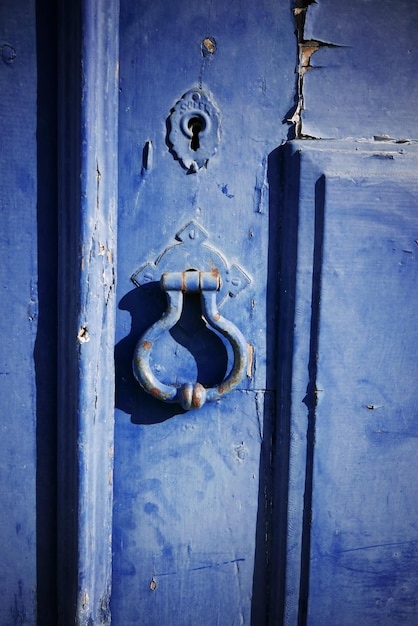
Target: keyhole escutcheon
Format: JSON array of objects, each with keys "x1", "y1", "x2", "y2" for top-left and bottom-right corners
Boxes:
[
  {"x1": 188, "y1": 116, "x2": 205, "y2": 151},
  {"x1": 168, "y1": 88, "x2": 220, "y2": 171}
]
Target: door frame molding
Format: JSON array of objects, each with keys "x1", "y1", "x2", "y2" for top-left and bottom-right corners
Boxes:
[{"x1": 57, "y1": 1, "x2": 119, "y2": 622}]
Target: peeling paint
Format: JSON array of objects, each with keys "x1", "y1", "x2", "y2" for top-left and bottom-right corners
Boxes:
[
  {"x1": 254, "y1": 157, "x2": 268, "y2": 213},
  {"x1": 202, "y1": 37, "x2": 216, "y2": 56},
  {"x1": 78, "y1": 326, "x2": 90, "y2": 343},
  {"x1": 247, "y1": 343, "x2": 254, "y2": 378},
  {"x1": 289, "y1": 2, "x2": 340, "y2": 138}
]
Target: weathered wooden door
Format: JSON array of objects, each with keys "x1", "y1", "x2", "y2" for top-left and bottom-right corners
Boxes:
[
  {"x1": 111, "y1": 1, "x2": 294, "y2": 623},
  {"x1": 2, "y1": 1, "x2": 418, "y2": 625}
]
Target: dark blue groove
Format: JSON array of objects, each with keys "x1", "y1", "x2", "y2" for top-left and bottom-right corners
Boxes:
[{"x1": 298, "y1": 174, "x2": 326, "y2": 625}]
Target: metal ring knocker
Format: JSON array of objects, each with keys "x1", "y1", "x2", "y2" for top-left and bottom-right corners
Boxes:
[{"x1": 132, "y1": 269, "x2": 248, "y2": 410}]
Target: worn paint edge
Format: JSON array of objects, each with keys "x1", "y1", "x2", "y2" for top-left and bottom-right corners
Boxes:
[
  {"x1": 57, "y1": 0, "x2": 119, "y2": 624},
  {"x1": 289, "y1": 2, "x2": 341, "y2": 140},
  {"x1": 77, "y1": 1, "x2": 119, "y2": 622}
]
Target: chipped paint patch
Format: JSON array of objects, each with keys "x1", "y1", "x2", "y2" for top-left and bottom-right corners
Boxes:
[
  {"x1": 289, "y1": 2, "x2": 341, "y2": 138},
  {"x1": 77, "y1": 326, "x2": 90, "y2": 343},
  {"x1": 202, "y1": 37, "x2": 216, "y2": 56},
  {"x1": 247, "y1": 343, "x2": 254, "y2": 378}
]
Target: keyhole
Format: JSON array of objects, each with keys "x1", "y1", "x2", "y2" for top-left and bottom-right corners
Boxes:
[{"x1": 188, "y1": 116, "x2": 204, "y2": 151}]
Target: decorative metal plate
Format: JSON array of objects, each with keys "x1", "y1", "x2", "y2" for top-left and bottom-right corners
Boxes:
[
  {"x1": 167, "y1": 89, "x2": 221, "y2": 172},
  {"x1": 131, "y1": 220, "x2": 250, "y2": 306}
]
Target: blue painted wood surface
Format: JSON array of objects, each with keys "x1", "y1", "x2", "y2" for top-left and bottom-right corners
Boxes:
[
  {"x1": 282, "y1": 141, "x2": 418, "y2": 625},
  {"x1": 2, "y1": 2, "x2": 418, "y2": 624},
  {"x1": 300, "y1": 0, "x2": 418, "y2": 139},
  {"x1": 112, "y1": 1, "x2": 295, "y2": 623},
  {"x1": 57, "y1": 0, "x2": 119, "y2": 623},
  {"x1": 0, "y1": 2, "x2": 38, "y2": 622}
]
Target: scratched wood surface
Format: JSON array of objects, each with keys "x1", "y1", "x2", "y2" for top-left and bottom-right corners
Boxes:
[
  {"x1": 112, "y1": 0, "x2": 295, "y2": 623},
  {"x1": 0, "y1": 2, "x2": 38, "y2": 623}
]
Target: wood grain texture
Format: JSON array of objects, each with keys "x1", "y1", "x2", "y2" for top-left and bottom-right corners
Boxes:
[
  {"x1": 57, "y1": 0, "x2": 119, "y2": 623},
  {"x1": 0, "y1": 2, "x2": 38, "y2": 623}
]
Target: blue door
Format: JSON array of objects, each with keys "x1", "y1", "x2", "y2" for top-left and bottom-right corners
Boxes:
[{"x1": 2, "y1": 1, "x2": 418, "y2": 625}]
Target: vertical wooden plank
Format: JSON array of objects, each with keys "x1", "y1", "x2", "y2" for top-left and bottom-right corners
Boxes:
[
  {"x1": 57, "y1": 0, "x2": 119, "y2": 623},
  {"x1": 274, "y1": 145, "x2": 320, "y2": 626},
  {"x1": 0, "y1": 2, "x2": 38, "y2": 623},
  {"x1": 113, "y1": 1, "x2": 296, "y2": 623},
  {"x1": 310, "y1": 161, "x2": 418, "y2": 626},
  {"x1": 285, "y1": 141, "x2": 418, "y2": 626}
]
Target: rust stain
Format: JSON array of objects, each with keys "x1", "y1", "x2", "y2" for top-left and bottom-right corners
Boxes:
[
  {"x1": 210, "y1": 267, "x2": 221, "y2": 290},
  {"x1": 149, "y1": 386, "x2": 172, "y2": 401},
  {"x1": 289, "y1": 4, "x2": 340, "y2": 138},
  {"x1": 299, "y1": 40, "x2": 321, "y2": 70},
  {"x1": 202, "y1": 38, "x2": 216, "y2": 55},
  {"x1": 192, "y1": 382, "x2": 206, "y2": 409},
  {"x1": 142, "y1": 340, "x2": 152, "y2": 351}
]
